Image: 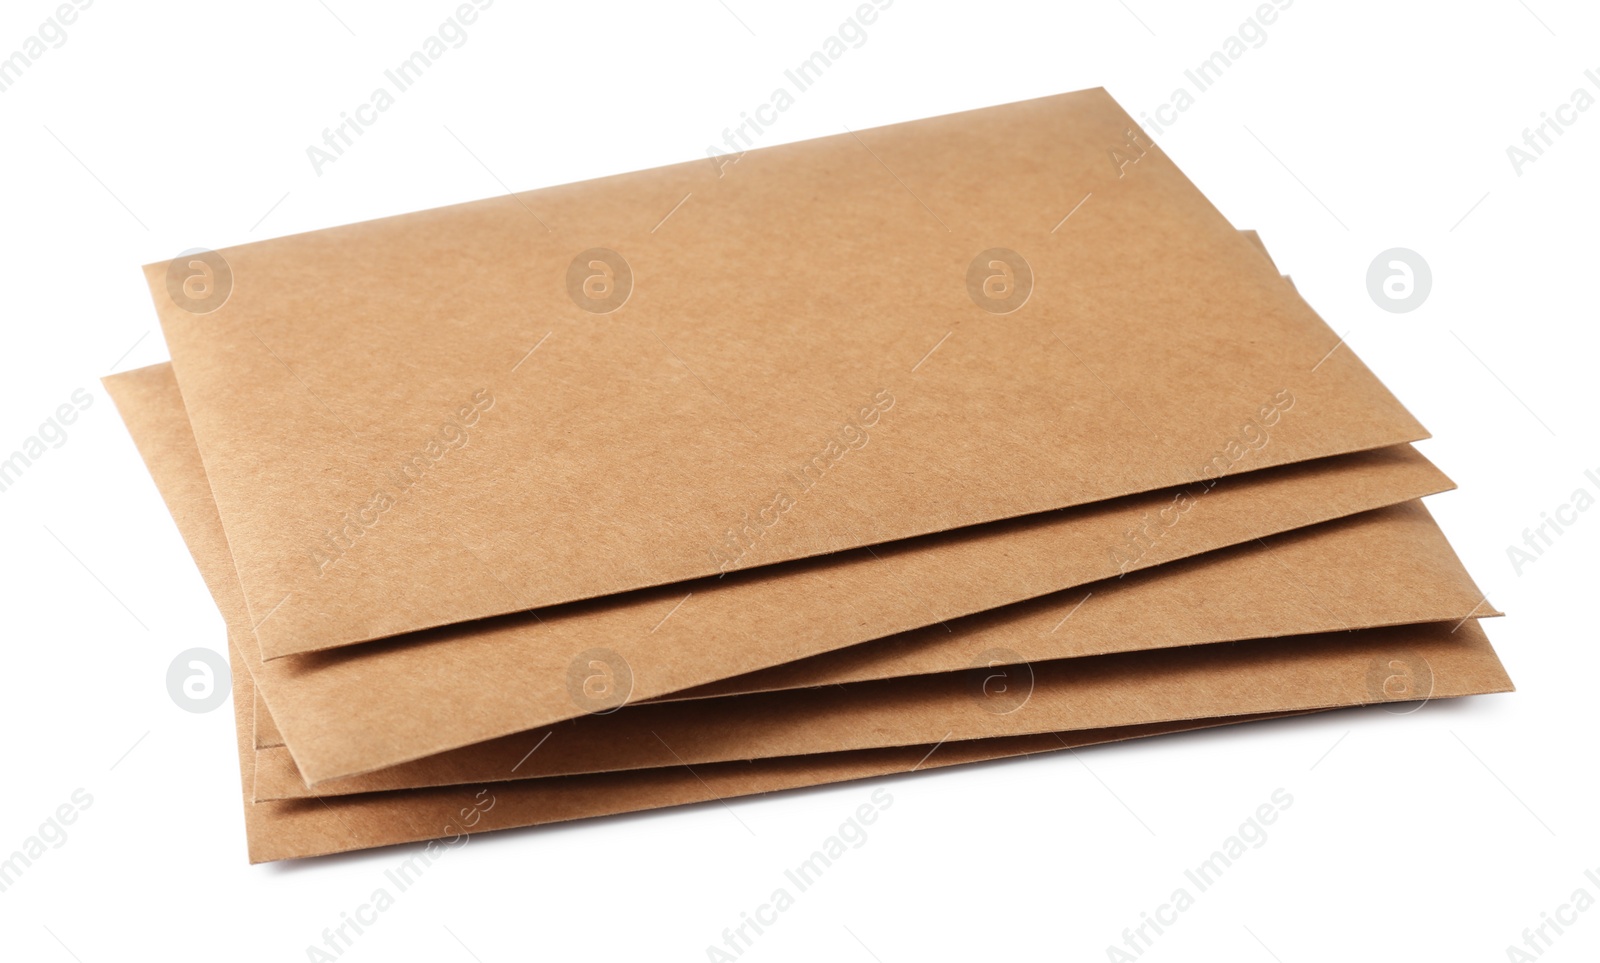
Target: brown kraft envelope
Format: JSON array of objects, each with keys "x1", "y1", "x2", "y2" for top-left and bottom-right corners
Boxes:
[
  {"x1": 247, "y1": 232, "x2": 1320, "y2": 754},
  {"x1": 113, "y1": 366, "x2": 1502, "y2": 803},
  {"x1": 102, "y1": 368, "x2": 1502, "y2": 859},
  {"x1": 107, "y1": 363, "x2": 1454, "y2": 784},
  {"x1": 255, "y1": 230, "x2": 1323, "y2": 753},
  {"x1": 143, "y1": 87, "x2": 1430, "y2": 659}
]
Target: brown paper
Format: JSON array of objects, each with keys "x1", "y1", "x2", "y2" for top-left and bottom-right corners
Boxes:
[
  {"x1": 229, "y1": 643, "x2": 1313, "y2": 862},
  {"x1": 109, "y1": 362, "x2": 1452, "y2": 784},
  {"x1": 145, "y1": 88, "x2": 1428, "y2": 659},
  {"x1": 253, "y1": 691, "x2": 282, "y2": 749},
  {"x1": 103, "y1": 351, "x2": 1505, "y2": 862},
  {"x1": 245, "y1": 230, "x2": 1313, "y2": 753},
  {"x1": 105, "y1": 363, "x2": 1503, "y2": 806}
]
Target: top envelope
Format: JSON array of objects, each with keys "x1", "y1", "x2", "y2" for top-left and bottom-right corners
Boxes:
[{"x1": 145, "y1": 88, "x2": 1425, "y2": 658}]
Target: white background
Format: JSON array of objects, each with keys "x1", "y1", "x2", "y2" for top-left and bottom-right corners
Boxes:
[{"x1": 1, "y1": 0, "x2": 1596, "y2": 960}]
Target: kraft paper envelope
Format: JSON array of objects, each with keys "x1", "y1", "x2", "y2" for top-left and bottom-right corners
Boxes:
[
  {"x1": 117, "y1": 384, "x2": 1324, "y2": 856},
  {"x1": 144, "y1": 87, "x2": 1430, "y2": 660},
  {"x1": 102, "y1": 367, "x2": 1501, "y2": 859},
  {"x1": 108, "y1": 363, "x2": 1502, "y2": 805},
  {"x1": 246, "y1": 230, "x2": 1314, "y2": 754},
  {"x1": 106, "y1": 363, "x2": 1452, "y2": 784},
  {"x1": 252, "y1": 619, "x2": 1509, "y2": 799},
  {"x1": 114, "y1": 370, "x2": 1257, "y2": 860},
  {"x1": 252, "y1": 229, "x2": 1317, "y2": 754},
  {"x1": 227, "y1": 645, "x2": 1315, "y2": 863}
]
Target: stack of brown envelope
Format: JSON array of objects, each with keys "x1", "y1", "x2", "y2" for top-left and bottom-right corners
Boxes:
[{"x1": 105, "y1": 87, "x2": 1509, "y2": 862}]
